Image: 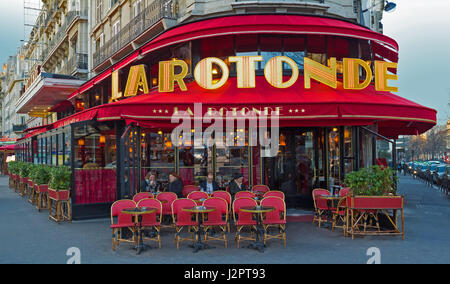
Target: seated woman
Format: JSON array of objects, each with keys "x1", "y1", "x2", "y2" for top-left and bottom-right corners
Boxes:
[
  {"x1": 229, "y1": 173, "x2": 248, "y2": 198},
  {"x1": 141, "y1": 171, "x2": 161, "y2": 193},
  {"x1": 168, "y1": 172, "x2": 184, "y2": 198}
]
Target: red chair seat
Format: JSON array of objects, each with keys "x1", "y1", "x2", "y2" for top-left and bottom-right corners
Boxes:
[
  {"x1": 236, "y1": 220, "x2": 256, "y2": 226},
  {"x1": 141, "y1": 221, "x2": 161, "y2": 227},
  {"x1": 203, "y1": 220, "x2": 227, "y2": 226},
  {"x1": 263, "y1": 219, "x2": 286, "y2": 225},
  {"x1": 176, "y1": 220, "x2": 198, "y2": 226},
  {"x1": 111, "y1": 223, "x2": 135, "y2": 229}
]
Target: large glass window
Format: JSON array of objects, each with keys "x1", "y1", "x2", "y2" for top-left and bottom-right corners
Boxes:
[
  {"x1": 64, "y1": 128, "x2": 71, "y2": 166},
  {"x1": 236, "y1": 34, "x2": 258, "y2": 57},
  {"x1": 73, "y1": 122, "x2": 117, "y2": 204},
  {"x1": 46, "y1": 135, "x2": 52, "y2": 165},
  {"x1": 141, "y1": 131, "x2": 175, "y2": 189},
  {"x1": 57, "y1": 132, "x2": 64, "y2": 165},
  {"x1": 260, "y1": 36, "x2": 283, "y2": 70},
  {"x1": 306, "y1": 35, "x2": 327, "y2": 65},
  {"x1": 343, "y1": 126, "x2": 354, "y2": 175},
  {"x1": 284, "y1": 36, "x2": 306, "y2": 70},
  {"x1": 328, "y1": 127, "x2": 340, "y2": 187},
  {"x1": 178, "y1": 133, "x2": 213, "y2": 185}
]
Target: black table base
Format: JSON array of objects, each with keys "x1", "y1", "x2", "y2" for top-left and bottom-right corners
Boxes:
[
  {"x1": 190, "y1": 216, "x2": 215, "y2": 253},
  {"x1": 248, "y1": 214, "x2": 266, "y2": 253}
]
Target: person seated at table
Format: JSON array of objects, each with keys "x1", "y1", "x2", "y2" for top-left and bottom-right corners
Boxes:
[
  {"x1": 168, "y1": 172, "x2": 184, "y2": 198},
  {"x1": 141, "y1": 171, "x2": 161, "y2": 193},
  {"x1": 229, "y1": 173, "x2": 248, "y2": 198},
  {"x1": 199, "y1": 172, "x2": 219, "y2": 194}
]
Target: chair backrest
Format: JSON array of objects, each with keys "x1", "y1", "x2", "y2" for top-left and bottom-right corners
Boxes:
[
  {"x1": 133, "y1": 192, "x2": 154, "y2": 203},
  {"x1": 156, "y1": 192, "x2": 178, "y2": 215},
  {"x1": 339, "y1": 187, "x2": 350, "y2": 197},
  {"x1": 260, "y1": 196, "x2": 286, "y2": 223},
  {"x1": 137, "y1": 198, "x2": 162, "y2": 224},
  {"x1": 263, "y1": 190, "x2": 285, "y2": 200},
  {"x1": 211, "y1": 191, "x2": 232, "y2": 209},
  {"x1": 172, "y1": 198, "x2": 197, "y2": 225},
  {"x1": 225, "y1": 186, "x2": 230, "y2": 193},
  {"x1": 312, "y1": 188, "x2": 331, "y2": 210},
  {"x1": 187, "y1": 191, "x2": 209, "y2": 202},
  {"x1": 203, "y1": 197, "x2": 228, "y2": 223},
  {"x1": 111, "y1": 199, "x2": 136, "y2": 225},
  {"x1": 235, "y1": 191, "x2": 255, "y2": 200},
  {"x1": 233, "y1": 197, "x2": 258, "y2": 223},
  {"x1": 252, "y1": 185, "x2": 270, "y2": 194},
  {"x1": 182, "y1": 185, "x2": 200, "y2": 197}
]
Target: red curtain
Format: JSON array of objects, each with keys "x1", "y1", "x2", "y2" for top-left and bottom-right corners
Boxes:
[{"x1": 75, "y1": 169, "x2": 117, "y2": 204}]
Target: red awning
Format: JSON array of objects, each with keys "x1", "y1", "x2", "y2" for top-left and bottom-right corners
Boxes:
[
  {"x1": 141, "y1": 14, "x2": 399, "y2": 56},
  {"x1": 95, "y1": 76, "x2": 436, "y2": 137},
  {"x1": 0, "y1": 144, "x2": 15, "y2": 151},
  {"x1": 69, "y1": 14, "x2": 399, "y2": 100}
]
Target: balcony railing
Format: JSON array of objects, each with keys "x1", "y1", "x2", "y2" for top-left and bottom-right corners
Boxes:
[
  {"x1": 93, "y1": 0, "x2": 176, "y2": 68},
  {"x1": 41, "y1": 9, "x2": 88, "y2": 63},
  {"x1": 63, "y1": 53, "x2": 89, "y2": 75}
]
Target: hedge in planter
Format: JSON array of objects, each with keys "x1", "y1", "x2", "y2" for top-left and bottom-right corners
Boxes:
[
  {"x1": 30, "y1": 165, "x2": 51, "y2": 210},
  {"x1": 48, "y1": 166, "x2": 72, "y2": 223},
  {"x1": 344, "y1": 166, "x2": 404, "y2": 239}
]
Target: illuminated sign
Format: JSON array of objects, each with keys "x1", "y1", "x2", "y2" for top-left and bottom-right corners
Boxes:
[{"x1": 112, "y1": 56, "x2": 398, "y2": 100}]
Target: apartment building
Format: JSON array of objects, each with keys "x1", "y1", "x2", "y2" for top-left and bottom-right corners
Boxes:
[
  {"x1": 16, "y1": 0, "x2": 89, "y2": 127},
  {"x1": 1, "y1": 48, "x2": 31, "y2": 140}
]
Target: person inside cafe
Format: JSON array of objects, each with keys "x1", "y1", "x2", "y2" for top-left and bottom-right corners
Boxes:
[
  {"x1": 168, "y1": 172, "x2": 184, "y2": 198},
  {"x1": 141, "y1": 171, "x2": 161, "y2": 193},
  {"x1": 229, "y1": 173, "x2": 248, "y2": 198},
  {"x1": 199, "y1": 171, "x2": 219, "y2": 194}
]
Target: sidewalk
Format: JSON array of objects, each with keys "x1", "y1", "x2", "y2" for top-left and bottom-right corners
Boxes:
[{"x1": 0, "y1": 175, "x2": 449, "y2": 264}]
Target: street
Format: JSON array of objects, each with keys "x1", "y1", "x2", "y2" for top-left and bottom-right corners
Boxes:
[{"x1": 0, "y1": 174, "x2": 449, "y2": 264}]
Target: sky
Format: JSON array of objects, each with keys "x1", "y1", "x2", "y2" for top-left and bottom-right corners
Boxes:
[
  {"x1": 382, "y1": 0, "x2": 450, "y2": 125},
  {"x1": 0, "y1": 0, "x2": 448, "y2": 125},
  {"x1": 0, "y1": 0, "x2": 25, "y2": 64}
]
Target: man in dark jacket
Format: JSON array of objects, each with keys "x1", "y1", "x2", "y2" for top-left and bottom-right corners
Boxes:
[
  {"x1": 229, "y1": 173, "x2": 248, "y2": 198},
  {"x1": 168, "y1": 172, "x2": 184, "y2": 198},
  {"x1": 199, "y1": 172, "x2": 219, "y2": 194}
]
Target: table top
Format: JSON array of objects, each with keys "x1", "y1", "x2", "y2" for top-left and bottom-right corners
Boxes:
[
  {"x1": 239, "y1": 206, "x2": 275, "y2": 213},
  {"x1": 182, "y1": 206, "x2": 217, "y2": 213},
  {"x1": 122, "y1": 207, "x2": 158, "y2": 215}
]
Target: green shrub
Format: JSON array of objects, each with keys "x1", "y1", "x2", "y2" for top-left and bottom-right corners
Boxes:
[
  {"x1": 19, "y1": 162, "x2": 34, "y2": 178},
  {"x1": 30, "y1": 165, "x2": 51, "y2": 185},
  {"x1": 7, "y1": 161, "x2": 19, "y2": 175},
  {"x1": 49, "y1": 166, "x2": 71, "y2": 191},
  {"x1": 344, "y1": 166, "x2": 398, "y2": 196}
]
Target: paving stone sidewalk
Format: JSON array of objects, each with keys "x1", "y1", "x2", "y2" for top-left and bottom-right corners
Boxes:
[{"x1": 0, "y1": 175, "x2": 449, "y2": 264}]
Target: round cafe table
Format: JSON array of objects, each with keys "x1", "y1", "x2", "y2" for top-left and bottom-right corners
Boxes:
[
  {"x1": 239, "y1": 205, "x2": 275, "y2": 253},
  {"x1": 182, "y1": 206, "x2": 216, "y2": 253},
  {"x1": 122, "y1": 207, "x2": 158, "y2": 255}
]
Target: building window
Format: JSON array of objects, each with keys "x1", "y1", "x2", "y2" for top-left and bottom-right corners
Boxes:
[
  {"x1": 132, "y1": 0, "x2": 143, "y2": 18},
  {"x1": 96, "y1": 0, "x2": 103, "y2": 24},
  {"x1": 112, "y1": 20, "x2": 120, "y2": 38}
]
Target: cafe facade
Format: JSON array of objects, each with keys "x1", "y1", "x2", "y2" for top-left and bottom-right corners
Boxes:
[{"x1": 15, "y1": 14, "x2": 437, "y2": 219}]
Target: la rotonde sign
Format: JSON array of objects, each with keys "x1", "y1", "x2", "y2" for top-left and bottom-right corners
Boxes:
[{"x1": 111, "y1": 55, "x2": 398, "y2": 100}]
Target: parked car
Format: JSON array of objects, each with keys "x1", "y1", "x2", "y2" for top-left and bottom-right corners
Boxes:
[{"x1": 433, "y1": 165, "x2": 447, "y2": 185}]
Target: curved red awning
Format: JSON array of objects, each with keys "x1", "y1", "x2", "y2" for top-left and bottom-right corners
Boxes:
[
  {"x1": 69, "y1": 14, "x2": 399, "y2": 100},
  {"x1": 141, "y1": 14, "x2": 399, "y2": 55},
  {"x1": 95, "y1": 76, "x2": 436, "y2": 137}
]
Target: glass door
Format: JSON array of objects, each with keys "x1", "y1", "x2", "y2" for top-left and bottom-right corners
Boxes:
[{"x1": 263, "y1": 129, "x2": 322, "y2": 208}]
